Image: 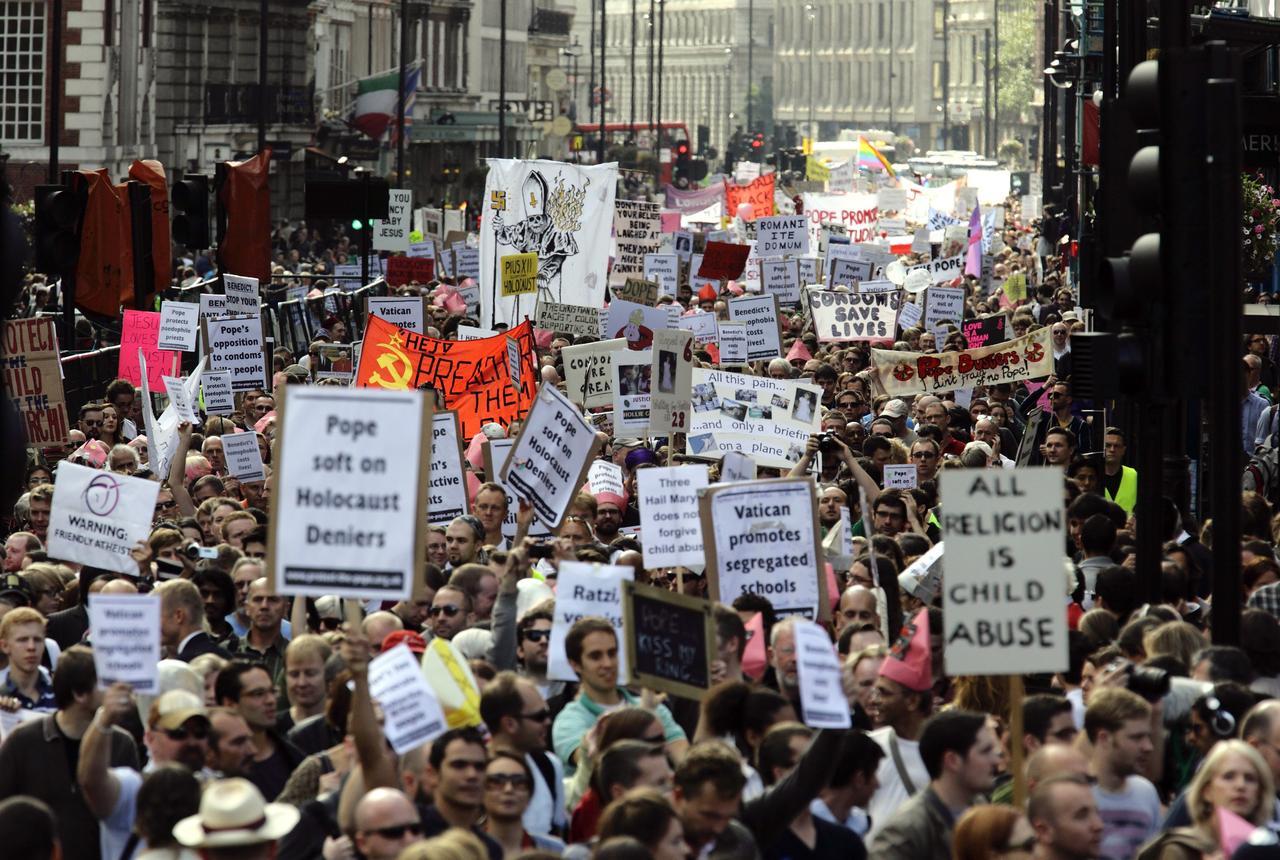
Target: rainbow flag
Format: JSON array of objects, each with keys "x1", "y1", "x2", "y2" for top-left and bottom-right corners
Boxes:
[{"x1": 857, "y1": 136, "x2": 896, "y2": 177}]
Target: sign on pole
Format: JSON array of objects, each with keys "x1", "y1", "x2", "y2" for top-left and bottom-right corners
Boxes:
[
  {"x1": 638, "y1": 465, "x2": 709, "y2": 568},
  {"x1": 498, "y1": 385, "x2": 601, "y2": 530},
  {"x1": 46, "y1": 462, "x2": 160, "y2": 573},
  {"x1": 622, "y1": 581, "x2": 716, "y2": 699}
]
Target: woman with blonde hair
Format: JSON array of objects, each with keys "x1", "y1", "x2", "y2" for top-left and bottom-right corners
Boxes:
[
  {"x1": 1143, "y1": 621, "x2": 1205, "y2": 672},
  {"x1": 395, "y1": 827, "x2": 489, "y2": 860}
]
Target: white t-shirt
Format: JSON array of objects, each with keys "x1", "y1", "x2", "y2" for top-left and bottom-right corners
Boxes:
[
  {"x1": 523, "y1": 750, "x2": 568, "y2": 836},
  {"x1": 1094, "y1": 775, "x2": 1162, "y2": 860},
  {"x1": 866, "y1": 727, "x2": 929, "y2": 841},
  {"x1": 101, "y1": 765, "x2": 144, "y2": 860}
]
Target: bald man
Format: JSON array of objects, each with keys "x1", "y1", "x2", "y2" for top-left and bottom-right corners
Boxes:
[
  {"x1": 354, "y1": 788, "x2": 425, "y2": 860},
  {"x1": 835, "y1": 585, "x2": 879, "y2": 639}
]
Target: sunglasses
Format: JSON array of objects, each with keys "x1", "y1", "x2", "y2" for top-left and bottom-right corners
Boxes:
[
  {"x1": 486, "y1": 774, "x2": 532, "y2": 790},
  {"x1": 163, "y1": 723, "x2": 210, "y2": 742},
  {"x1": 365, "y1": 823, "x2": 423, "y2": 840},
  {"x1": 522, "y1": 629, "x2": 551, "y2": 643},
  {"x1": 430, "y1": 604, "x2": 463, "y2": 618}
]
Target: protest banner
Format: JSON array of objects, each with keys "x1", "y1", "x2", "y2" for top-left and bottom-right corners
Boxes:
[
  {"x1": 794, "y1": 619, "x2": 853, "y2": 728},
  {"x1": 588, "y1": 459, "x2": 625, "y2": 500},
  {"x1": 612, "y1": 278, "x2": 659, "y2": 306},
  {"x1": 199, "y1": 293, "x2": 228, "y2": 318},
  {"x1": 726, "y1": 293, "x2": 782, "y2": 361},
  {"x1": 547, "y1": 561, "x2": 634, "y2": 682},
  {"x1": 637, "y1": 464, "x2": 709, "y2": 568},
  {"x1": 498, "y1": 384, "x2": 602, "y2": 530},
  {"x1": 355, "y1": 316, "x2": 538, "y2": 438},
  {"x1": 622, "y1": 582, "x2": 715, "y2": 698},
  {"x1": 47, "y1": 462, "x2": 160, "y2": 573},
  {"x1": 158, "y1": 301, "x2": 200, "y2": 351},
  {"x1": 687, "y1": 368, "x2": 822, "y2": 468},
  {"x1": 201, "y1": 371, "x2": 234, "y2": 415},
  {"x1": 644, "y1": 253, "x2": 680, "y2": 296},
  {"x1": 222, "y1": 274, "x2": 259, "y2": 317},
  {"x1": 682, "y1": 311, "x2": 718, "y2": 345},
  {"x1": 204, "y1": 316, "x2": 268, "y2": 392},
  {"x1": 702, "y1": 477, "x2": 826, "y2": 619},
  {"x1": 663, "y1": 182, "x2": 724, "y2": 213},
  {"x1": 939, "y1": 468, "x2": 1068, "y2": 675},
  {"x1": 222, "y1": 430, "x2": 266, "y2": 483},
  {"x1": 697, "y1": 241, "x2": 751, "y2": 280},
  {"x1": 385, "y1": 255, "x2": 435, "y2": 286},
  {"x1": 755, "y1": 214, "x2": 810, "y2": 257},
  {"x1": 119, "y1": 310, "x2": 179, "y2": 389},
  {"x1": 716, "y1": 322, "x2": 748, "y2": 365},
  {"x1": 501, "y1": 253, "x2": 539, "y2": 297},
  {"x1": 562, "y1": 338, "x2": 626, "y2": 409},
  {"x1": 2, "y1": 317, "x2": 69, "y2": 446},
  {"x1": 162, "y1": 376, "x2": 198, "y2": 425},
  {"x1": 483, "y1": 438, "x2": 552, "y2": 539},
  {"x1": 720, "y1": 451, "x2": 757, "y2": 483},
  {"x1": 870, "y1": 327, "x2": 1054, "y2": 397},
  {"x1": 366, "y1": 297, "x2": 426, "y2": 334},
  {"x1": 612, "y1": 198, "x2": 663, "y2": 285},
  {"x1": 883, "y1": 463, "x2": 918, "y2": 489},
  {"x1": 535, "y1": 300, "x2": 600, "y2": 339},
  {"x1": 761, "y1": 259, "x2": 802, "y2": 305},
  {"x1": 898, "y1": 301, "x2": 923, "y2": 332},
  {"x1": 724, "y1": 173, "x2": 775, "y2": 220},
  {"x1": 373, "y1": 188, "x2": 412, "y2": 252},
  {"x1": 924, "y1": 285, "x2": 966, "y2": 330},
  {"x1": 268, "y1": 386, "x2": 430, "y2": 600},
  {"x1": 87, "y1": 594, "x2": 161, "y2": 693},
  {"x1": 801, "y1": 192, "x2": 879, "y2": 246},
  {"x1": 603, "y1": 299, "x2": 668, "y2": 350},
  {"x1": 426, "y1": 411, "x2": 469, "y2": 524},
  {"x1": 963, "y1": 313, "x2": 1008, "y2": 348},
  {"x1": 673, "y1": 230, "x2": 694, "y2": 260},
  {"x1": 807, "y1": 288, "x2": 903, "y2": 342},
  {"x1": 613, "y1": 349, "x2": 653, "y2": 434},
  {"x1": 910, "y1": 253, "x2": 965, "y2": 285},
  {"x1": 650, "y1": 328, "x2": 694, "y2": 436},
  {"x1": 368, "y1": 644, "x2": 448, "y2": 754}
]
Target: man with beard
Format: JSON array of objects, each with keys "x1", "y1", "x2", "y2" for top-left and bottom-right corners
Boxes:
[
  {"x1": 481, "y1": 671, "x2": 565, "y2": 836},
  {"x1": 207, "y1": 708, "x2": 257, "y2": 778},
  {"x1": 1029, "y1": 775, "x2": 1105, "y2": 860},
  {"x1": 1085, "y1": 689, "x2": 1160, "y2": 860}
]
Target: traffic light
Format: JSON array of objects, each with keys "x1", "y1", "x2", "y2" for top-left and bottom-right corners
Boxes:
[
  {"x1": 673, "y1": 141, "x2": 692, "y2": 187},
  {"x1": 750, "y1": 132, "x2": 764, "y2": 153},
  {"x1": 170, "y1": 173, "x2": 210, "y2": 250},
  {"x1": 33, "y1": 183, "x2": 83, "y2": 275}
]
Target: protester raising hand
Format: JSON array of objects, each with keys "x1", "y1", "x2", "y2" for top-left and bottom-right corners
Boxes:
[{"x1": 166, "y1": 421, "x2": 197, "y2": 519}]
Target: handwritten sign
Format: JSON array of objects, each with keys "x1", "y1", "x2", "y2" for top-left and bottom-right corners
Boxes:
[
  {"x1": 871, "y1": 327, "x2": 1054, "y2": 397},
  {"x1": 612, "y1": 199, "x2": 663, "y2": 285},
  {"x1": 623, "y1": 582, "x2": 715, "y2": 698},
  {"x1": 613, "y1": 277, "x2": 660, "y2": 306},
  {"x1": 119, "y1": 310, "x2": 179, "y2": 389},
  {"x1": 808, "y1": 288, "x2": 903, "y2": 342},
  {"x1": 563, "y1": 338, "x2": 626, "y2": 409},
  {"x1": 501, "y1": 253, "x2": 539, "y2": 297},
  {"x1": 535, "y1": 301, "x2": 600, "y2": 339},
  {"x1": 373, "y1": 189, "x2": 413, "y2": 253},
  {"x1": 2, "y1": 317, "x2": 69, "y2": 446}
]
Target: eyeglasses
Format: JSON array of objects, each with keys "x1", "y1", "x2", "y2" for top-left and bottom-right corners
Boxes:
[
  {"x1": 163, "y1": 723, "x2": 210, "y2": 741},
  {"x1": 520, "y1": 709, "x2": 551, "y2": 723},
  {"x1": 364, "y1": 823, "x2": 423, "y2": 840},
  {"x1": 429, "y1": 604, "x2": 463, "y2": 618},
  {"x1": 82, "y1": 419, "x2": 103, "y2": 427},
  {"x1": 522, "y1": 629, "x2": 551, "y2": 643},
  {"x1": 486, "y1": 774, "x2": 532, "y2": 790}
]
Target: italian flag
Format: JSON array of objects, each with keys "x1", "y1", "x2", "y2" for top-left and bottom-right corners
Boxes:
[{"x1": 351, "y1": 66, "x2": 420, "y2": 140}]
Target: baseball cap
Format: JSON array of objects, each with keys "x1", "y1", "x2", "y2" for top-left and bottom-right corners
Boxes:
[
  {"x1": 151, "y1": 689, "x2": 209, "y2": 731},
  {"x1": 879, "y1": 399, "x2": 908, "y2": 419}
]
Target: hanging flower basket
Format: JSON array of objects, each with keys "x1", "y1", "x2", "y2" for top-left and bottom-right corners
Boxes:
[{"x1": 1242, "y1": 172, "x2": 1280, "y2": 280}]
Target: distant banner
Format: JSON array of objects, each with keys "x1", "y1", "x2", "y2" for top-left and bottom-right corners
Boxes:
[
  {"x1": 808, "y1": 288, "x2": 904, "y2": 343},
  {"x1": 725, "y1": 174, "x2": 775, "y2": 221},
  {"x1": 871, "y1": 327, "x2": 1054, "y2": 397},
  {"x1": 355, "y1": 315, "x2": 538, "y2": 438},
  {"x1": 663, "y1": 183, "x2": 725, "y2": 214},
  {"x1": 801, "y1": 192, "x2": 879, "y2": 246}
]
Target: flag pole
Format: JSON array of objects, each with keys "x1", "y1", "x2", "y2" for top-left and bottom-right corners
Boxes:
[{"x1": 396, "y1": 0, "x2": 408, "y2": 187}]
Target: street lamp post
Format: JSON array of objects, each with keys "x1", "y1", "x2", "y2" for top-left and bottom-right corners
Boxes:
[
  {"x1": 993, "y1": 0, "x2": 1000, "y2": 152},
  {"x1": 984, "y1": 28, "x2": 991, "y2": 157},
  {"x1": 747, "y1": 0, "x2": 754, "y2": 147},
  {"x1": 724, "y1": 47, "x2": 733, "y2": 163},
  {"x1": 805, "y1": 4, "x2": 815, "y2": 141},
  {"x1": 942, "y1": 0, "x2": 951, "y2": 149}
]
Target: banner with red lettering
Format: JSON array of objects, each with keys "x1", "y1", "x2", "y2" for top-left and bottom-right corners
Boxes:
[
  {"x1": 386, "y1": 255, "x2": 435, "y2": 287},
  {"x1": 2, "y1": 318, "x2": 69, "y2": 446},
  {"x1": 870, "y1": 327, "x2": 1054, "y2": 397},
  {"x1": 724, "y1": 174, "x2": 775, "y2": 221},
  {"x1": 800, "y1": 192, "x2": 879, "y2": 246},
  {"x1": 354, "y1": 315, "x2": 537, "y2": 438}
]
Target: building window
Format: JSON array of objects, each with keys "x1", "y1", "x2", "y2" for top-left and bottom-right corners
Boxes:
[
  {"x1": 932, "y1": 60, "x2": 943, "y2": 100},
  {"x1": 0, "y1": 0, "x2": 45, "y2": 142}
]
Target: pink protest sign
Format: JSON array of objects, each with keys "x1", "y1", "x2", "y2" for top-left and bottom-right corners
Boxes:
[
  {"x1": 118, "y1": 309, "x2": 179, "y2": 389},
  {"x1": 660, "y1": 211, "x2": 683, "y2": 233}
]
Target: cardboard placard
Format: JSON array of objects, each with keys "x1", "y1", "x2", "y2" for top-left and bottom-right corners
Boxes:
[
  {"x1": 426, "y1": 411, "x2": 469, "y2": 523},
  {"x1": 613, "y1": 278, "x2": 660, "y2": 307},
  {"x1": 267, "y1": 386, "x2": 431, "y2": 600},
  {"x1": 203, "y1": 316, "x2": 268, "y2": 392},
  {"x1": 2, "y1": 317, "x2": 69, "y2": 446},
  {"x1": 535, "y1": 301, "x2": 601, "y2": 339},
  {"x1": 650, "y1": 328, "x2": 694, "y2": 436},
  {"x1": 199, "y1": 293, "x2": 228, "y2": 319},
  {"x1": 366, "y1": 297, "x2": 427, "y2": 335},
  {"x1": 794, "y1": 619, "x2": 853, "y2": 728},
  {"x1": 368, "y1": 644, "x2": 448, "y2": 754},
  {"x1": 726, "y1": 294, "x2": 783, "y2": 361},
  {"x1": 638, "y1": 465, "x2": 710, "y2": 568},
  {"x1": 501, "y1": 253, "x2": 539, "y2": 297},
  {"x1": 924, "y1": 285, "x2": 965, "y2": 330},
  {"x1": 483, "y1": 438, "x2": 552, "y2": 539},
  {"x1": 587, "y1": 459, "x2": 625, "y2": 499},
  {"x1": 158, "y1": 302, "x2": 200, "y2": 351},
  {"x1": 883, "y1": 463, "x2": 918, "y2": 489},
  {"x1": 373, "y1": 188, "x2": 413, "y2": 253},
  {"x1": 830, "y1": 258, "x2": 873, "y2": 288},
  {"x1": 548, "y1": 561, "x2": 634, "y2": 682},
  {"x1": 761, "y1": 259, "x2": 802, "y2": 306},
  {"x1": 47, "y1": 462, "x2": 160, "y2": 573},
  {"x1": 222, "y1": 274, "x2": 260, "y2": 317},
  {"x1": 562, "y1": 338, "x2": 627, "y2": 409},
  {"x1": 697, "y1": 241, "x2": 751, "y2": 280},
  {"x1": 644, "y1": 253, "x2": 680, "y2": 296},
  {"x1": 201, "y1": 371, "x2": 234, "y2": 415},
  {"x1": 808, "y1": 287, "x2": 903, "y2": 343},
  {"x1": 119, "y1": 310, "x2": 179, "y2": 389},
  {"x1": 613, "y1": 349, "x2": 653, "y2": 434},
  {"x1": 223, "y1": 430, "x2": 266, "y2": 483},
  {"x1": 716, "y1": 322, "x2": 748, "y2": 366},
  {"x1": 87, "y1": 594, "x2": 161, "y2": 693},
  {"x1": 623, "y1": 581, "x2": 716, "y2": 699},
  {"x1": 161, "y1": 375, "x2": 198, "y2": 425},
  {"x1": 498, "y1": 385, "x2": 601, "y2": 530},
  {"x1": 755, "y1": 215, "x2": 810, "y2": 258},
  {"x1": 612, "y1": 199, "x2": 663, "y2": 285}
]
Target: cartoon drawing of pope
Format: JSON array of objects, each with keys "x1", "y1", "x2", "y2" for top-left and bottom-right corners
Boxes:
[{"x1": 492, "y1": 171, "x2": 585, "y2": 303}]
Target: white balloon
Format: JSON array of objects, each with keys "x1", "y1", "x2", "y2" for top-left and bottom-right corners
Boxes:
[
  {"x1": 904, "y1": 270, "x2": 931, "y2": 293},
  {"x1": 885, "y1": 260, "x2": 907, "y2": 286}
]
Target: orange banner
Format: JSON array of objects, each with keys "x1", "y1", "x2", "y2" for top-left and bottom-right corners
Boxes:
[
  {"x1": 355, "y1": 315, "x2": 537, "y2": 439},
  {"x1": 128, "y1": 159, "x2": 171, "y2": 305},
  {"x1": 218, "y1": 150, "x2": 272, "y2": 283},
  {"x1": 74, "y1": 169, "x2": 130, "y2": 317},
  {"x1": 725, "y1": 173, "x2": 775, "y2": 221}
]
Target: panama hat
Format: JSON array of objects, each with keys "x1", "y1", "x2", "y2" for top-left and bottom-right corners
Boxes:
[{"x1": 173, "y1": 778, "x2": 300, "y2": 849}]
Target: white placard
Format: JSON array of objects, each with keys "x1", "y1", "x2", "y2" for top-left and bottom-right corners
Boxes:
[
  {"x1": 162, "y1": 375, "x2": 198, "y2": 425},
  {"x1": 687, "y1": 369, "x2": 822, "y2": 468},
  {"x1": 644, "y1": 253, "x2": 680, "y2": 297},
  {"x1": 603, "y1": 300, "x2": 669, "y2": 348},
  {"x1": 88, "y1": 594, "x2": 161, "y2": 693},
  {"x1": 794, "y1": 619, "x2": 853, "y2": 728},
  {"x1": 831, "y1": 258, "x2": 873, "y2": 288},
  {"x1": 548, "y1": 561, "x2": 634, "y2": 683},
  {"x1": 588, "y1": 460, "x2": 625, "y2": 499},
  {"x1": 807, "y1": 288, "x2": 903, "y2": 343},
  {"x1": 613, "y1": 349, "x2": 653, "y2": 434},
  {"x1": 674, "y1": 230, "x2": 694, "y2": 261},
  {"x1": 47, "y1": 462, "x2": 160, "y2": 573},
  {"x1": 499, "y1": 385, "x2": 597, "y2": 530},
  {"x1": 898, "y1": 301, "x2": 923, "y2": 332},
  {"x1": 205, "y1": 317, "x2": 267, "y2": 392},
  {"x1": 368, "y1": 644, "x2": 448, "y2": 754},
  {"x1": 650, "y1": 328, "x2": 694, "y2": 436},
  {"x1": 158, "y1": 302, "x2": 199, "y2": 351},
  {"x1": 719, "y1": 451, "x2": 757, "y2": 483},
  {"x1": 798, "y1": 257, "x2": 819, "y2": 284},
  {"x1": 271, "y1": 386, "x2": 427, "y2": 600},
  {"x1": 761, "y1": 259, "x2": 802, "y2": 306},
  {"x1": 563, "y1": 338, "x2": 627, "y2": 409},
  {"x1": 716, "y1": 322, "x2": 748, "y2": 365},
  {"x1": 199, "y1": 293, "x2": 228, "y2": 319},
  {"x1": 535, "y1": 301, "x2": 601, "y2": 340},
  {"x1": 755, "y1": 215, "x2": 810, "y2": 258},
  {"x1": 201, "y1": 371, "x2": 234, "y2": 415},
  {"x1": 883, "y1": 463, "x2": 918, "y2": 489},
  {"x1": 683, "y1": 311, "x2": 718, "y2": 345},
  {"x1": 368, "y1": 297, "x2": 425, "y2": 334},
  {"x1": 373, "y1": 189, "x2": 413, "y2": 252},
  {"x1": 0, "y1": 708, "x2": 40, "y2": 742},
  {"x1": 726, "y1": 294, "x2": 782, "y2": 361},
  {"x1": 456, "y1": 325, "x2": 499, "y2": 341},
  {"x1": 223, "y1": 431, "x2": 266, "y2": 483},
  {"x1": 876, "y1": 187, "x2": 908, "y2": 211},
  {"x1": 428, "y1": 412, "x2": 468, "y2": 524},
  {"x1": 924, "y1": 285, "x2": 966, "y2": 330},
  {"x1": 912, "y1": 227, "x2": 933, "y2": 254},
  {"x1": 485, "y1": 438, "x2": 552, "y2": 539},
  {"x1": 902, "y1": 542, "x2": 946, "y2": 605},
  {"x1": 638, "y1": 465, "x2": 709, "y2": 568},
  {"x1": 455, "y1": 248, "x2": 480, "y2": 279},
  {"x1": 222, "y1": 275, "x2": 260, "y2": 317},
  {"x1": 939, "y1": 468, "x2": 1068, "y2": 675}
]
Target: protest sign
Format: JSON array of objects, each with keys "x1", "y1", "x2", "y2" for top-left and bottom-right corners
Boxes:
[
  {"x1": 417, "y1": 207, "x2": 444, "y2": 239},
  {"x1": 119, "y1": 310, "x2": 179, "y2": 389},
  {"x1": 644, "y1": 253, "x2": 680, "y2": 296},
  {"x1": 912, "y1": 227, "x2": 933, "y2": 254},
  {"x1": 563, "y1": 338, "x2": 626, "y2": 409},
  {"x1": 483, "y1": 438, "x2": 552, "y2": 539},
  {"x1": 798, "y1": 256, "x2": 819, "y2": 284},
  {"x1": 548, "y1": 561, "x2": 634, "y2": 682},
  {"x1": 830, "y1": 258, "x2": 873, "y2": 287},
  {"x1": 878, "y1": 217, "x2": 907, "y2": 234},
  {"x1": 368, "y1": 644, "x2": 448, "y2": 754},
  {"x1": 158, "y1": 302, "x2": 200, "y2": 351},
  {"x1": 622, "y1": 582, "x2": 715, "y2": 698},
  {"x1": 613, "y1": 349, "x2": 653, "y2": 434},
  {"x1": 755, "y1": 215, "x2": 810, "y2": 257},
  {"x1": 963, "y1": 314, "x2": 1008, "y2": 348},
  {"x1": 355, "y1": 316, "x2": 537, "y2": 438},
  {"x1": 650, "y1": 329, "x2": 694, "y2": 436},
  {"x1": 498, "y1": 384, "x2": 601, "y2": 529},
  {"x1": 385, "y1": 255, "x2": 435, "y2": 286},
  {"x1": 612, "y1": 278, "x2": 660, "y2": 306},
  {"x1": 877, "y1": 186, "x2": 909, "y2": 211},
  {"x1": 924, "y1": 285, "x2": 965, "y2": 330},
  {"x1": 505, "y1": 336, "x2": 523, "y2": 396},
  {"x1": 366, "y1": 297, "x2": 426, "y2": 334},
  {"x1": 2, "y1": 317, "x2": 69, "y2": 446},
  {"x1": 456, "y1": 325, "x2": 499, "y2": 341},
  {"x1": 720, "y1": 451, "x2": 757, "y2": 483},
  {"x1": 638, "y1": 465, "x2": 709, "y2": 568},
  {"x1": 883, "y1": 463, "x2": 918, "y2": 489},
  {"x1": 222, "y1": 274, "x2": 259, "y2": 317},
  {"x1": 702, "y1": 477, "x2": 826, "y2": 619},
  {"x1": 603, "y1": 299, "x2": 668, "y2": 350},
  {"x1": 612, "y1": 199, "x2": 663, "y2": 285},
  {"x1": 201, "y1": 371, "x2": 234, "y2": 415},
  {"x1": 871, "y1": 327, "x2": 1054, "y2": 397},
  {"x1": 535, "y1": 301, "x2": 600, "y2": 339},
  {"x1": 331, "y1": 263, "x2": 363, "y2": 289},
  {"x1": 724, "y1": 173, "x2": 775, "y2": 220},
  {"x1": 794, "y1": 619, "x2": 853, "y2": 728},
  {"x1": 588, "y1": 459, "x2": 625, "y2": 501},
  {"x1": 687, "y1": 369, "x2": 822, "y2": 468},
  {"x1": 140, "y1": 354, "x2": 205, "y2": 482},
  {"x1": 373, "y1": 189, "x2": 412, "y2": 252},
  {"x1": 911, "y1": 254, "x2": 965, "y2": 285},
  {"x1": 674, "y1": 230, "x2": 694, "y2": 260},
  {"x1": 761, "y1": 259, "x2": 802, "y2": 305},
  {"x1": 902, "y1": 541, "x2": 946, "y2": 605},
  {"x1": 454, "y1": 248, "x2": 480, "y2": 279},
  {"x1": 199, "y1": 292, "x2": 228, "y2": 318},
  {"x1": 807, "y1": 288, "x2": 903, "y2": 342},
  {"x1": 222, "y1": 430, "x2": 266, "y2": 483},
  {"x1": 268, "y1": 386, "x2": 430, "y2": 600},
  {"x1": 162, "y1": 376, "x2": 198, "y2": 425},
  {"x1": 697, "y1": 241, "x2": 751, "y2": 280},
  {"x1": 683, "y1": 311, "x2": 718, "y2": 345},
  {"x1": 898, "y1": 301, "x2": 923, "y2": 332},
  {"x1": 726, "y1": 294, "x2": 782, "y2": 361},
  {"x1": 87, "y1": 594, "x2": 161, "y2": 693},
  {"x1": 426, "y1": 411, "x2": 469, "y2": 524},
  {"x1": 801, "y1": 192, "x2": 879, "y2": 246},
  {"x1": 940, "y1": 468, "x2": 1068, "y2": 675},
  {"x1": 314, "y1": 344, "x2": 355, "y2": 381},
  {"x1": 204, "y1": 316, "x2": 268, "y2": 392},
  {"x1": 500, "y1": 253, "x2": 539, "y2": 297},
  {"x1": 716, "y1": 322, "x2": 748, "y2": 365},
  {"x1": 47, "y1": 462, "x2": 160, "y2": 573}
]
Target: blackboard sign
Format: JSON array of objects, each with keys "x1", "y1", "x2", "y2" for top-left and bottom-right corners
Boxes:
[
  {"x1": 622, "y1": 581, "x2": 716, "y2": 699},
  {"x1": 962, "y1": 313, "x2": 1008, "y2": 349}
]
